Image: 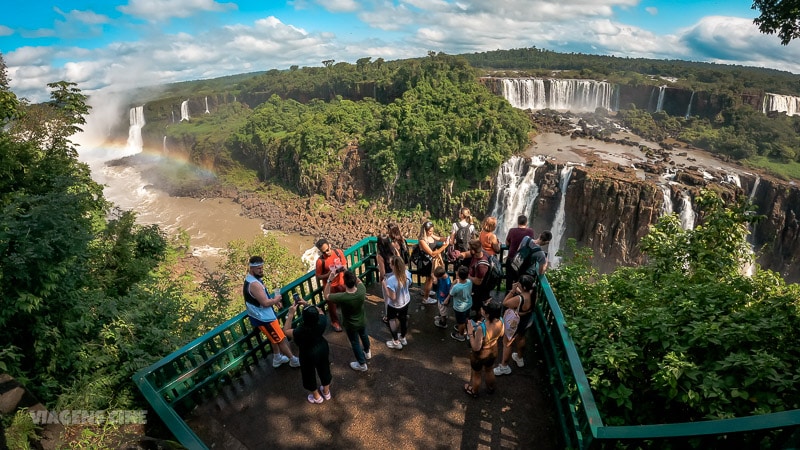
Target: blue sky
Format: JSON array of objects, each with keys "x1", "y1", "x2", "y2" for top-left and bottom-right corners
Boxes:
[{"x1": 2, "y1": 0, "x2": 798, "y2": 102}]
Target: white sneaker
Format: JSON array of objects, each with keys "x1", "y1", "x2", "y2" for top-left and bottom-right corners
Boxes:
[
  {"x1": 386, "y1": 340, "x2": 403, "y2": 350},
  {"x1": 365, "y1": 350, "x2": 372, "y2": 360},
  {"x1": 272, "y1": 354, "x2": 289, "y2": 368},
  {"x1": 399, "y1": 336, "x2": 408, "y2": 346},
  {"x1": 429, "y1": 290, "x2": 436, "y2": 297},
  {"x1": 511, "y1": 352, "x2": 525, "y2": 368},
  {"x1": 493, "y1": 364, "x2": 512, "y2": 376},
  {"x1": 423, "y1": 297, "x2": 437, "y2": 304},
  {"x1": 289, "y1": 356, "x2": 300, "y2": 368},
  {"x1": 350, "y1": 361, "x2": 368, "y2": 372}
]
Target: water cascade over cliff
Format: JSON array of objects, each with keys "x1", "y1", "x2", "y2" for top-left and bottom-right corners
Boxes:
[
  {"x1": 685, "y1": 91, "x2": 695, "y2": 119},
  {"x1": 499, "y1": 78, "x2": 618, "y2": 112},
  {"x1": 490, "y1": 156, "x2": 544, "y2": 241},
  {"x1": 659, "y1": 184, "x2": 673, "y2": 215},
  {"x1": 762, "y1": 93, "x2": 800, "y2": 116},
  {"x1": 679, "y1": 191, "x2": 696, "y2": 230},
  {"x1": 205, "y1": 97, "x2": 210, "y2": 114},
  {"x1": 548, "y1": 165, "x2": 574, "y2": 268},
  {"x1": 126, "y1": 106, "x2": 145, "y2": 152},
  {"x1": 180, "y1": 100, "x2": 190, "y2": 121}
]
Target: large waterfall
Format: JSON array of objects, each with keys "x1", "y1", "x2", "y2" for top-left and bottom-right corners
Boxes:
[
  {"x1": 489, "y1": 156, "x2": 543, "y2": 241},
  {"x1": 679, "y1": 191, "x2": 695, "y2": 230},
  {"x1": 500, "y1": 78, "x2": 617, "y2": 112},
  {"x1": 762, "y1": 93, "x2": 800, "y2": 116},
  {"x1": 659, "y1": 184, "x2": 673, "y2": 215},
  {"x1": 548, "y1": 165, "x2": 574, "y2": 268},
  {"x1": 126, "y1": 106, "x2": 145, "y2": 152},
  {"x1": 180, "y1": 100, "x2": 190, "y2": 121}
]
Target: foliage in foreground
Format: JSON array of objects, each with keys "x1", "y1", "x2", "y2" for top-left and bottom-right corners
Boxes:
[{"x1": 549, "y1": 190, "x2": 800, "y2": 425}]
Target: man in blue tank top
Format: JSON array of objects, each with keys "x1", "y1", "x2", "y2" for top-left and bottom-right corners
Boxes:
[{"x1": 244, "y1": 256, "x2": 300, "y2": 369}]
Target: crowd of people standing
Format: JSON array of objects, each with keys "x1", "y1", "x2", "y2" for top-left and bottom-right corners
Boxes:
[{"x1": 244, "y1": 210, "x2": 552, "y2": 403}]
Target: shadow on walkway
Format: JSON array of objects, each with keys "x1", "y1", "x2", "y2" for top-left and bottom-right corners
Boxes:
[{"x1": 187, "y1": 284, "x2": 560, "y2": 449}]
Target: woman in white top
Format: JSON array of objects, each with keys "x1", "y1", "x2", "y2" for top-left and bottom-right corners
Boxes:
[{"x1": 383, "y1": 256, "x2": 412, "y2": 350}]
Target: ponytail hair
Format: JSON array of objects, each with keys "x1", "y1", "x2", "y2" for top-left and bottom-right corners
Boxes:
[{"x1": 460, "y1": 207, "x2": 472, "y2": 225}]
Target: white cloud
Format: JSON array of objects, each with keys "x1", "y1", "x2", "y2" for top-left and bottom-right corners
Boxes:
[
  {"x1": 54, "y1": 7, "x2": 111, "y2": 25},
  {"x1": 118, "y1": 0, "x2": 237, "y2": 22},
  {"x1": 645, "y1": 6, "x2": 657, "y2": 15},
  {"x1": 314, "y1": 0, "x2": 360, "y2": 13},
  {"x1": 0, "y1": 25, "x2": 13, "y2": 36}
]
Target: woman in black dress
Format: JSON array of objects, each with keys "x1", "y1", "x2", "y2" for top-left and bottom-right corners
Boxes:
[{"x1": 283, "y1": 303, "x2": 332, "y2": 403}]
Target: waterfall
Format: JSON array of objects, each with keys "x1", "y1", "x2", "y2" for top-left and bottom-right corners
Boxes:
[
  {"x1": 725, "y1": 173, "x2": 741, "y2": 188},
  {"x1": 749, "y1": 176, "x2": 761, "y2": 202},
  {"x1": 679, "y1": 191, "x2": 695, "y2": 230},
  {"x1": 126, "y1": 106, "x2": 145, "y2": 153},
  {"x1": 549, "y1": 165, "x2": 574, "y2": 268},
  {"x1": 762, "y1": 93, "x2": 800, "y2": 116},
  {"x1": 685, "y1": 91, "x2": 695, "y2": 119},
  {"x1": 171, "y1": 110, "x2": 175, "y2": 123},
  {"x1": 500, "y1": 78, "x2": 616, "y2": 112},
  {"x1": 655, "y1": 86, "x2": 666, "y2": 112},
  {"x1": 162, "y1": 136, "x2": 167, "y2": 153},
  {"x1": 489, "y1": 156, "x2": 542, "y2": 242},
  {"x1": 204, "y1": 96, "x2": 210, "y2": 114},
  {"x1": 180, "y1": 100, "x2": 190, "y2": 121},
  {"x1": 659, "y1": 184, "x2": 673, "y2": 216},
  {"x1": 742, "y1": 175, "x2": 762, "y2": 277}
]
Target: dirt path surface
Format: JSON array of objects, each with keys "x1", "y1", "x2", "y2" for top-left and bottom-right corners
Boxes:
[{"x1": 187, "y1": 284, "x2": 560, "y2": 449}]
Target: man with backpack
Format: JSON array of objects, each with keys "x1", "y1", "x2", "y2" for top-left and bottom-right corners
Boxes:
[
  {"x1": 315, "y1": 238, "x2": 348, "y2": 332},
  {"x1": 465, "y1": 239, "x2": 503, "y2": 319},
  {"x1": 509, "y1": 231, "x2": 552, "y2": 284},
  {"x1": 449, "y1": 207, "x2": 476, "y2": 267},
  {"x1": 504, "y1": 215, "x2": 536, "y2": 289}
]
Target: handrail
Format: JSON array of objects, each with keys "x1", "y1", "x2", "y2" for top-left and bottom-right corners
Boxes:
[{"x1": 134, "y1": 236, "x2": 800, "y2": 450}]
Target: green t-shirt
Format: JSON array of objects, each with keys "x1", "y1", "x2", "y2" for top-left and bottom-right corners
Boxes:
[{"x1": 328, "y1": 283, "x2": 367, "y2": 331}]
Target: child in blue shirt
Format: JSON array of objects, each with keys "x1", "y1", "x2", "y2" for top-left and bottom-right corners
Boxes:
[
  {"x1": 446, "y1": 265, "x2": 473, "y2": 341},
  {"x1": 433, "y1": 266, "x2": 452, "y2": 328}
]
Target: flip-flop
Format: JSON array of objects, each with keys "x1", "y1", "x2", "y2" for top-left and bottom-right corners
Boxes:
[
  {"x1": 307, "y1": 393, "x2": 324, "y2": 404},
  {"x1": 463, "y1": 383, "x2": 478, "y2": 398},
  {"x1": 318, "y1": 386, "x2": 332, "y2": 401}
]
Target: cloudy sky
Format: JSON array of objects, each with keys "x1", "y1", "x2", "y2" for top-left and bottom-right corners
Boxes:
[{"x1": 2, "y1": 0, "x2": 799, "y2": 102}]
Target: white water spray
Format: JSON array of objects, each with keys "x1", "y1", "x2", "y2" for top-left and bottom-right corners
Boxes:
[
  {"x1": 548, "y1": 165, "x2": 574, "y2": 268},
  {"x1": 659, "y1": 184, "x2": 673, "y2": 216},
  {"x1": 490, "y1": 156, "x2": 542, "y2": 241},
  {"x1": 180, "y1": 100, "x2": 190, "y2": 121},
  {"x1": 655, "y1": 86, "x2": 666, "y2": 112},
  {"x1": 679, "y1": 191, "x2": 695, "y2": 230},
  {"x1": 126, "y1": 106, "x2": 145, "y2": 153},
  {"x1": 204, "y1": 96, "x2": 210, "y2": 114}
]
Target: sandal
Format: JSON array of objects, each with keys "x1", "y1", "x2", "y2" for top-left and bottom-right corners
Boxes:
[
  {"x1": 463, "y1": 383, "x2": 478, "y2": 398},
  {"x1": 307, "y1": 393, "x2": 324, "y2": 404},
  {"x1": 318, "y1": 386, "x2": 332, "y2": 401}
]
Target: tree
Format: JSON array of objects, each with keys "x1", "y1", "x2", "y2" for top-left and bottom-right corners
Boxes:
[{"x1": 753, "y1": 0, "x2": 800, "y2": 45}]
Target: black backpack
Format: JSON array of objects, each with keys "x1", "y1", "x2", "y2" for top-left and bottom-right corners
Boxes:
[
  {"x1": 454, "y1": 222, "x2": 472, "y2": 252},
  {"x1": 478, "y1": 254, "x2": 504, "y2": 291}
]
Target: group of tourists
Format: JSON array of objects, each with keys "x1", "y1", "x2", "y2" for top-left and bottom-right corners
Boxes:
[{"x1": 243, "y1": 210, "x2": 553, "y2": 404}]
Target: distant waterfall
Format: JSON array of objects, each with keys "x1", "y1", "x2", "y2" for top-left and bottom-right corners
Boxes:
[
  {"x1": 725, "y1": 173, "x2": 741, "y2": 188},
  {"x1": 685, "y1": 91, "x2": 695, "y2": 119},
  {"x1": 500, "y1": 78, "x2": 617, "y2": 112},
  {"x1": 743, "y1": 176, "x2": 761, "y2": 277},
  {"x1": 549, "y1": 165, "x2": 574, "y2": 268},
  {"x1": 489, "y1": 156, "x2": 543, "y2": 242},
  {"x1": 659, "y1": 184, "x2": 673, "y2": 215},
  {"x1": 679, "y1": 191, "x2": 695, "y2": 230},
  {"x1": 204, "y1": 96, "x2": 210, "y2": 114},
  {"x1": 162, "y1": 136, "x2": 167, "y2": 153},
  {"x1": 180, "y1": 100, "x2": 190, "y2": 121},
  {"x1": 171, "y1": 110, "x2": 175, "y2": 123},
  {"x1": 126, "y1": 106, "x2": 145, "y2": 152},
  {"x1": 762, "y1": 93, "x2": 800, "y2": 116},
  {"x1": 655, "y1": 86, "x2": 666, "y2": 112},
  {"x1": 749, "y1": 176, "x2": 761, "y2": 202}
]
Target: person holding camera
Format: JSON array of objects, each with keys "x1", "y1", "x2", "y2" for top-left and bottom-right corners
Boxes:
[
  {"x1": 283, "y1": 301, "x2": 332, "y2": 404},
  {"x1": 315, "y1": 238, "x2": 348, "y2": 332}
]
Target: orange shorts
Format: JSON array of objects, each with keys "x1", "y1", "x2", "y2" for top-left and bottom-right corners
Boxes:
[{"x1": 251, "y1": 318, "x2": 286, "y2": 344}]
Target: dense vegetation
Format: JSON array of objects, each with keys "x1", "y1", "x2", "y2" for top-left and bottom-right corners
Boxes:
[
  {"x1": 549, "y1": 190, "x2": 800, "y2": 425},
  {"x1": 0, "y1": 55, "x2": 306, "y2": 446}
]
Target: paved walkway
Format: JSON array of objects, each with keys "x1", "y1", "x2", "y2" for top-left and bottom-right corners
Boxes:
[{"x1": 187, "y1": 284, "x2": 560, "y2": 449}]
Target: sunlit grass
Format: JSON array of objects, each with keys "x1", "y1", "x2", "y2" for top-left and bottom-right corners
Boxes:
[{"x1": 743, "y1": 156, "x2": 800, "y2": 181}]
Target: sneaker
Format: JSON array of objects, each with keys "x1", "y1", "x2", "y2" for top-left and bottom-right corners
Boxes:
[
  {"x1": 365, "y1": 350, "x2": 372, "y2": 360},
  {"x1": 318, "y1": 386, "x2": 331, "y2": 401},
  {"x1": 423, "y1": 297, "x2": 437, "y2": 305},
  {"x1": 434, "y1": 318, "x2": 447, "y2": 329},
  {"x1": 450, "y1": 331, "x2": 466, "y2": 342},
  {"x1": 429, "y1": 290, "x2": 436, "y2": 297},
  {"x1": 272, "y1": 354, "x2": 289, "y2": 368},
  {"x1": 453, "y1": 324, "x2": 460, "y2": 333},
  {"x1": 512, "y1": 352, "x2": 525, "y2": 368},
  {"x1": 399, "y1": 336, "x2": 408, "y2": 346},
  {"x1": 386, "y1": 340, "x2": 403, "y2": 350},
  {"x1": 289, "y1": 356, "x2": 301, "y2": 368},
  {"x1": 434, "y1": 315, "x2": 442, "y2": 320},
  {"x1": 350, "y1": 361, "x2": 368, "y2": 372},
  {"x1": 493, "y1": 364, "x2": 512, "y2": 376}
]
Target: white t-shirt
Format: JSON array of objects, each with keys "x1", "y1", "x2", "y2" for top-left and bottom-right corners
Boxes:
[
  {"x1": 385, "y1": 270, "x2": 412, "y2": 309},
  {"x1": 451, "y1": 220, "x2": 475, "y2": 237}
]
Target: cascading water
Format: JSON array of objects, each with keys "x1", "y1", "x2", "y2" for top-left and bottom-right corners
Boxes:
[
  {"x1": 171, "y1": 110, "x2": 175, "y2": 123},
  {"x1": 679, "y1": 191, "x2": 695, "y2": 230},
  {"x1": 489, "y1": 155, "x2": 544, "y2": 241},
  {"x1": 742, "y1": 176, "x2": 762, "y2": 277},
  {"x1": 762, "y1": 93, "x2": 800, "y2": 116},
  {"x1": 204, "y1": 96, "x2": 210, "y2": 114},
  {"x1": 126, "y1": 106, "x2": 145, "y2": 152},
  {"x1": 725, "y1": 173, "x2": 741, "y2": 188},
  {"x1": 548, "y1": 165, "x2": 574, "y2": 268},
  {"x1": 180, "y1": 100, "x2": 190, "y2": 121},
  {"x1": 659, "y1": 184, "x2": 673, "y2": 215},
  {"x1": 163, "y1": 136, "x2": 167, "y2": 153},
  {"x1": 685, "y1": 91, "x2": 695, "y2": 119},
  {"x1": 500, "y1": 78, "x2": 616, "y2": 112},
  {"x1": 655, "y1": 86, "x2": 666, "y2": 112}
]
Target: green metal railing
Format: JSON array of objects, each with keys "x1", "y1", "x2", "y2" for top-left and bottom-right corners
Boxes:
[{"x1": 134, "y1": 237, "x2": 800, "y2": 449}]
